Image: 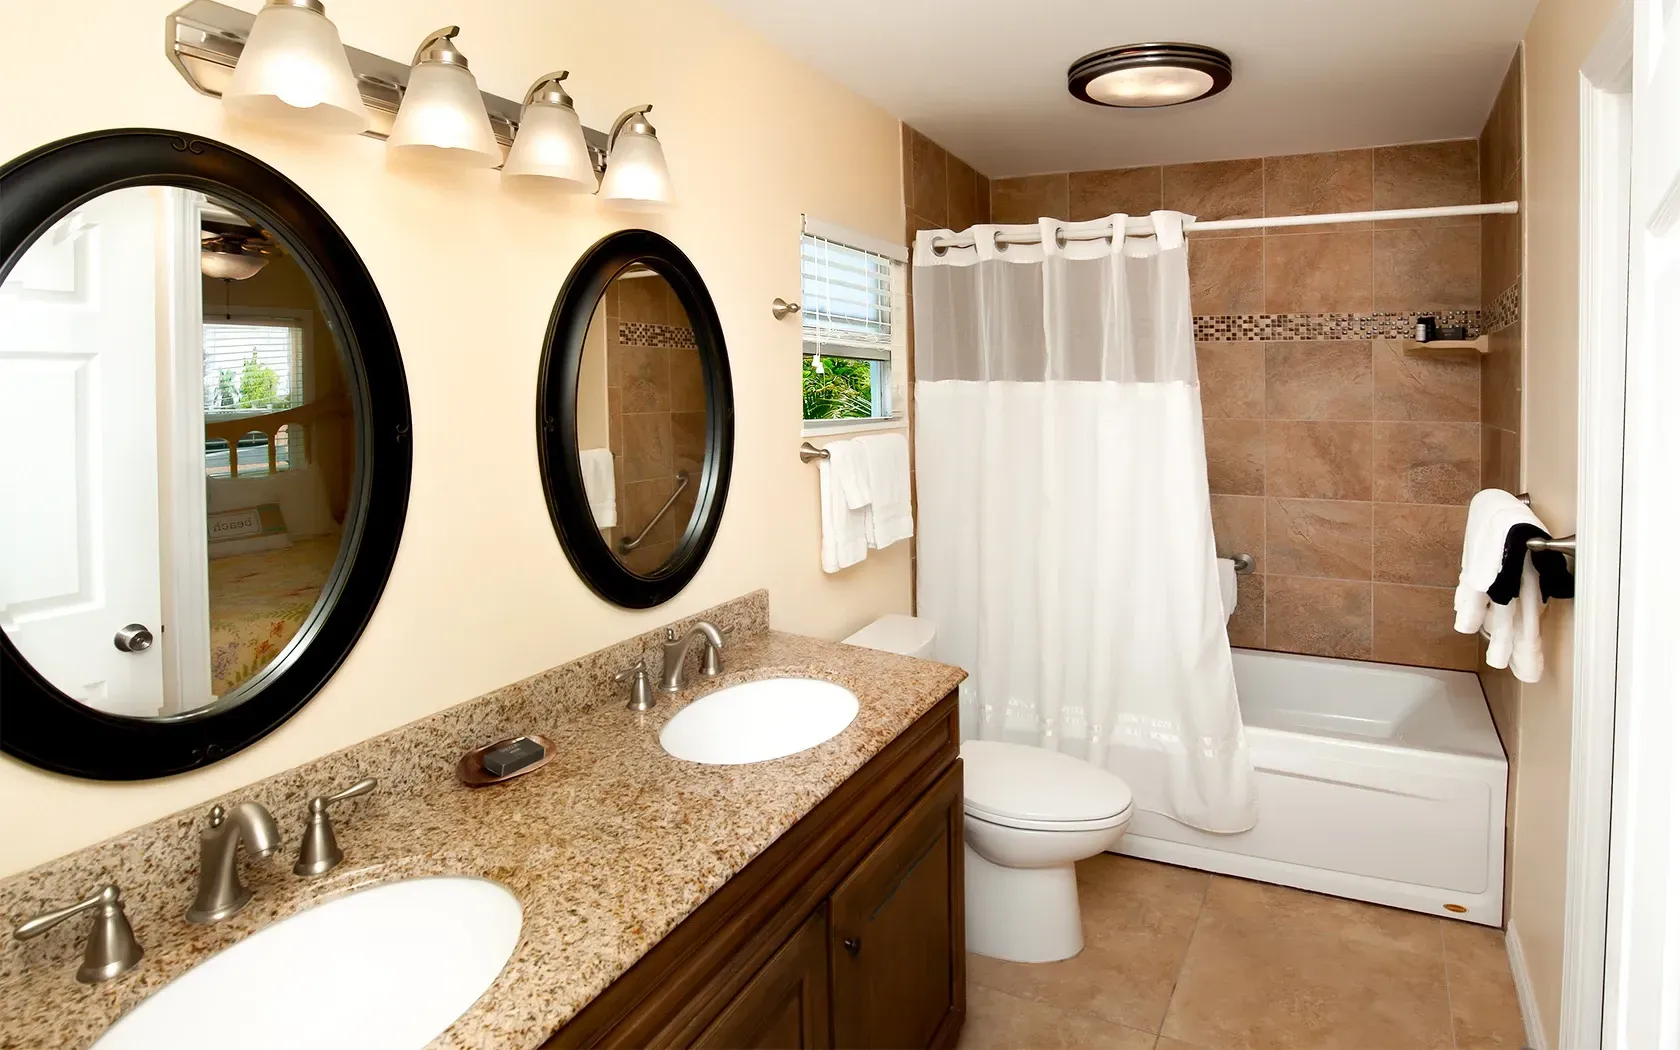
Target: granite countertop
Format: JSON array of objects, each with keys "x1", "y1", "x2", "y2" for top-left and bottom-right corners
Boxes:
[{"x1": 0, "y1": 630, "x2": 965, "y2": 1050}]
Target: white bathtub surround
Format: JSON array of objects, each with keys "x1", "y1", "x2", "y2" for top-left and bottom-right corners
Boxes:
[
  {"x1": 1118, "y1": 648, "x2": 1509, "y2": 925},
  {"x1": 1455, "y1": 488, "x2": 1548, "y2": 682},
  {"x1": 913, "y1": 213, "x2": 1257, "y2": 834},
  {"x1": 815, "y1": 440, "x2": 869, "y2": 572},
  {"x1": 856, "y1": 432, "x2": 914, "y2": 548}
]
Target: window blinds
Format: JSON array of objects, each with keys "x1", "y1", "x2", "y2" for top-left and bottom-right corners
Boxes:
[
  {"x1": 203, "y1": 320, "x2": 304, "y2": 416},
  {"x1": 801, "y1": 234, "x2": 893, "y2": 355}
]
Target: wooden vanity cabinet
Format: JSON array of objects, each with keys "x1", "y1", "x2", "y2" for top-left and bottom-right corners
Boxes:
[{"x1": 547, "y1": 690, "x2": 964, "y2": 1050}]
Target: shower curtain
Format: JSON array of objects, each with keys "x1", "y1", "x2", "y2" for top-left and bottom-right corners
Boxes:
[{"x1": 914, "y1": 213, "x2": 1257, "y2": 833}]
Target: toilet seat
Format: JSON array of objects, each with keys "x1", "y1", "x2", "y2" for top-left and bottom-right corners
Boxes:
[{"x1": 960, "y1": 740, "x2": 1134, "y2": 832}]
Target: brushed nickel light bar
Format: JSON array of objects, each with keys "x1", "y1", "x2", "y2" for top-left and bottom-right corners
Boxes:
[{"x1": 164, "y1": 0, "x2": 611, "y2": 168}]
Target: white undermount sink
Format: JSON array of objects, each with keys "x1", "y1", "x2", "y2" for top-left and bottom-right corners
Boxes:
[
  {"x1": 660, "y1": 677, "x2": 860, "y2": 765},
  {"x1": 94, "y1": 876, "x2": 522, "y2": 1050}
]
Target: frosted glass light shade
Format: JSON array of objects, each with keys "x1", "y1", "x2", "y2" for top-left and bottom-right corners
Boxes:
[
  {"x1": 1085, "y1": 66, "x2": 1214, "y2": 107},
  {"x1": 503, "y1": 103, "x2": 595, "y2": 190},
  {"x1": 222, "y1": 3, "x2": 367, "y2": 133},
  {"x1": 387, "y1": 63, "x2": 499, "y2": 168},
  {"x1": 599, "y1": 132, "x2": 673, "y2": 210},
  {"x1": 201, "y1": 250, "x2": 269, "y2": 281}
]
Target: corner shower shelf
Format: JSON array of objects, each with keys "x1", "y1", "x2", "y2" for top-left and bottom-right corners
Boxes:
[{"x1": 1402, "y1": 336, "x2": 1490, "y2": 354}]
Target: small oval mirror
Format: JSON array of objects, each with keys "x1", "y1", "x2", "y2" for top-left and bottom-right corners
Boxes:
[{"x1": 538, "y1": 231, "x2": 733, "y2": 608}]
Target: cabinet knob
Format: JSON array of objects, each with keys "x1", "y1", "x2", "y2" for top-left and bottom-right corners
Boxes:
[{"x1": 843, "y1": 937, "x2": 861, "y2": 955}]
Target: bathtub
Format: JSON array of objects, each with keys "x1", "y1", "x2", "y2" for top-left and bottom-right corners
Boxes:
[{"x1": 1117, "y1": 648, "x2": 1509, "y2": 926}]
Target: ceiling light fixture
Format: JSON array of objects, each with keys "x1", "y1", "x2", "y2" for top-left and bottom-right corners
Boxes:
[
  {"x1": 598, "y1": 105, "x2": 673, "y2": 211},
  {"x1": 1067, "y1": 43, "x2": 1232, "y2": 109},
  {"x1": 386, "y1": 26, "x2": 499, "y2": 167},
  {"x1": 503, "y1": 71, "x2": 596, "y2": 190},
  {"x1": 221, "y1": 0, "x2": 367, "y2": 133},
  {"x1": 200, "y1": 235, "x2": 274, "y2": 280}
]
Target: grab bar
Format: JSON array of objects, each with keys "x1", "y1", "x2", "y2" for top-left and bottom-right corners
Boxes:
[{"x1": 618, "y1": 471, "x2": 691, "y2": 554}]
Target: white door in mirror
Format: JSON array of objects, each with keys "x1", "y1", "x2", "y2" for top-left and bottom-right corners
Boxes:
[
  {"x1": 659, "y1": 678, "x2": 860, "y2": 765},
  {"x1": 0, "y1": 189, "x2": 167, "y2": 717},
  {"x1": 92, "y1": 877, "x2": 521, "y2": 1050}
]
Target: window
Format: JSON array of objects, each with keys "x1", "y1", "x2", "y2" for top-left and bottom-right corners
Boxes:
[
  {"x1": 203, "y1": 317, "x2": 306, "y2": 477},
  {"x1": 801, "y1": 228, "x2": 904, "y2": 424}
]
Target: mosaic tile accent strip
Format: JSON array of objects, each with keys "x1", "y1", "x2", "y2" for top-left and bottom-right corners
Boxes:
[
  {"x1": 619, "y1": 321, "x2": 697, "y2": 348},
  {"x1": 1484, "y1": 282, "x2": 1521, "y2": 333},
  {"x1": 1193, "y1": 310, "x2": 1482, "y2": 342}
]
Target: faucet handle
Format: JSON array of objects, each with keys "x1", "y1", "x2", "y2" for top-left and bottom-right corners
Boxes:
[
  {"x1": 616, "y1": 659, "x2": 656, "y2": 712},
  {"x1": 293, "y1": 778, "x2": 377, "y2": 877},
  {"x1": 13, "y1": 884, "x2": 144, "y2": 984},
  {"x1": 701, "y1": 625, "x2": 735, "y2": 678}
]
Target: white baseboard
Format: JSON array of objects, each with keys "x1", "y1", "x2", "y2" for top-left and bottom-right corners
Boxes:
[{"x1": 1507, "y1": 922, "x2": 1549, "y2": 1050}]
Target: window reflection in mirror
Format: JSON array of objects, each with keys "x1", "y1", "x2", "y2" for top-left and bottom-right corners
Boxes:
[
  {"x1": 0, "y1": 188, "x2": 352, "y2": 719},
  {"x1": 574, "y1": 267, "x2": 706, "y2": 576}
]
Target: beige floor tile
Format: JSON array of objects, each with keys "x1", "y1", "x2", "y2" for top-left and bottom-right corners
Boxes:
[
  {"x1": 967, "y1": 855, "x2": 1205, "y2": 1033},
  {"x1": 1442, "y1": 921, "x2": 1529, "y2": 1049},
  {"x1": 1155, "y1": 1038, "x2": 1212, "y2": 1050},
  {"x1": 1078, "y1": 853, "x2": 1211, "y2": 927},
  {"x1": 959, "y1": 984, "x2": 1156, "y2": 1050},
  {"x1": 1161, "y1": 910, "x2": 1454, "y2": 1050},
  {"x1": 1203, "y1": 874, "x2": 1442, "y2": 956}
]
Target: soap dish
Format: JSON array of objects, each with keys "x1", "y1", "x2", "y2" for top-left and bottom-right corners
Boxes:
[{"x1": 457, "y1": 734, "x2": 557, "y2": 788}]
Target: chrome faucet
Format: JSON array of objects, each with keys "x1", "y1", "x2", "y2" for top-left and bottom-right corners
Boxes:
[
  {"x1": 659, "y1": 620, "x2": 726, "y2": 692},
  {"x1": 12, "y1": 884, "x2": 144, "y2": 984},
  {"x1": 187, "y1": 801, "x2": 281, "y2": 924}
]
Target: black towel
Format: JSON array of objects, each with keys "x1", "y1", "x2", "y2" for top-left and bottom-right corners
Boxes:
[{"x1": 1487, "y1": 523, "x2": 1575, "y2": 604}]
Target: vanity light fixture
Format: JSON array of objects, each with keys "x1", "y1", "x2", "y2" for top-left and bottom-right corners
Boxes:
[
  {"x1": 503, "y1": 71, "x2": 596, "y2": 190},
  {"x1": 220, "y1": 0, "x2": 367, "y2": 132},
  {"x1": 386, "y1": 26, "x2": 499, "y2": 167},
  {"x1": 598, "y1": 105, "x2": 674, "y2": 210},
  {"x1": 1067, "y1": 43, "x2": 1233, "y2": 108}
]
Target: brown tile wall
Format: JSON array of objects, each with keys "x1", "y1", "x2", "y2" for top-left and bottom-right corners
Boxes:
[
  {"x1": 903, "y1": 124, "x2": 992, "y2": 605},
  {"x1": 604, "y1": 275, "x2": 705, "y2": 575},
  {"x1": 984, "y1": 142, "x2": 1483, "y2": 671}
]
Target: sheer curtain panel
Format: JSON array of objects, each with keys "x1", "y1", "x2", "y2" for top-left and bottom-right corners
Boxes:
[{"x1": 913, "y1": 213, "x2": 1257, "y2": 832}]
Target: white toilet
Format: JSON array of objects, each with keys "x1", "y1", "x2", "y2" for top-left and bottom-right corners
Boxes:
[{"x1": 843, "y1": 615, "x2": 1135, "y2": 964}]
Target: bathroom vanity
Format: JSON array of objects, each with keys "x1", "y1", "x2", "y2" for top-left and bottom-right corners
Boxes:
[
  {"x1": 550, "y1": 688, "x2": 963, "y2": 1049},
  {"x1": 0, "y1": 596, "x2": 969, "y2": 1050}
]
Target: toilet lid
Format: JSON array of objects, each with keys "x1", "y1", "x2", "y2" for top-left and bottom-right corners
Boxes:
[{"x1": 960, "y1": 740, "x2": 1133, "y2": 827}]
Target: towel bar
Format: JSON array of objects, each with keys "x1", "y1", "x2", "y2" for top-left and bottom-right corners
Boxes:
[
  {"x1": 799, "y1": 441, "x2": 830, "y2": 463},
  {"x1": 1526, "y1": 534, "x2": 1576, "y2": 559}
]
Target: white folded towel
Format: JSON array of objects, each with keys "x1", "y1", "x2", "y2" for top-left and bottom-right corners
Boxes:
[
  {"x1": 1217, "y1": 558, "x2": 1239, "y2": 620},
  {"x1": 578, "y1": 448, "x2": 616, "y2": 529},
  {"x1": 818, "y1": 441, "x2": 869, "y2": 573},
  {"x1": 1454, "y1": 488, "x2": 1547, "y2": 683},
  {"x1": 857, "y1": 433, "x2": 914, "y2": 549}
]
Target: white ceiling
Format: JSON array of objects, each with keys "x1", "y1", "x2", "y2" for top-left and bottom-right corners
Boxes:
[{"x1": 708, "y1": 0, "x2": 1538, "y2": 177}]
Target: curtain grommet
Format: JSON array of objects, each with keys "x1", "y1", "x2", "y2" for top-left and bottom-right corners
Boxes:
[
  {"x1": 1054, "y1": 228, "x2": 1068, "y2": 249},
  {"x1": 993, "y1": 230, "x2": 1008, "y2": 252}
]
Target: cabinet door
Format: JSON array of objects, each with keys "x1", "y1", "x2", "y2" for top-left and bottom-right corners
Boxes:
[
  {"x1": 695, "y1": 909, "x2": 832, "y2": 1050},
  {"x1": 830, "y1": 763, "x2": 965, "y2": 1050}
]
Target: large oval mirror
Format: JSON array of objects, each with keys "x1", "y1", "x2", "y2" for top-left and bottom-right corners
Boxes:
[
  {"x1": 538, "y1": 230, "x2": 733, "y2": 608},
  {"x1": 0, "y1": 130, "x2": 411, "y2": 779}
]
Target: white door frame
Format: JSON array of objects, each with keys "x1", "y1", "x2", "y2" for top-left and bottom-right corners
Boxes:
[
  {"x1": 1560, "y1": 7, "x2": 1633, "y2": 1049},
  {"x1": 1596, "y1": 0, "x2": 1680, "y2": 1045}
]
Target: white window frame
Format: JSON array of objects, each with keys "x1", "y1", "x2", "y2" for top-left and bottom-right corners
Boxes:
[
  {"x1": 202, "y1": 306, "x2": 313, "y2": 477},
  {"x1": 799, "y1": 216, "x2": 909, "y2": 437}
]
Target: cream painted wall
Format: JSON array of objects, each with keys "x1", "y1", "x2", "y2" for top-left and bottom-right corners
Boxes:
[
  {"x1": 0, "y1": 0, "x2": 911, "y2": 876},
  {"x1": 1508, "y1": 0, "x2": 1619, "y2": 1044}
]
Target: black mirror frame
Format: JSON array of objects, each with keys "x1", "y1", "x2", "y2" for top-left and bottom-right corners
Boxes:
[
  {"x1": 0, "y1": 129, "x2": 413, "y2": 780},
  {"x1": 537, "y1": 230, "x2": 734, "y2": 609}
]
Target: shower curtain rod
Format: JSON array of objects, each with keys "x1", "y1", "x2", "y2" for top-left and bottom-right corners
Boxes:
[{"x1": 927, "y1": 201, "x2": 1520, "y2": 251}]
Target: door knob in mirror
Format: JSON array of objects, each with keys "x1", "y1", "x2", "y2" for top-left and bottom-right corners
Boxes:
[{"x1": 113, "y1": 624, "x2": 154, "y2": 653}]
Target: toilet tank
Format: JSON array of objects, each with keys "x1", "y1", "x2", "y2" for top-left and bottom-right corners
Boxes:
[{"x1": 842, "y1": 615, "x2": 937, "y2": 659}]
